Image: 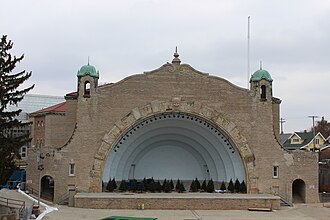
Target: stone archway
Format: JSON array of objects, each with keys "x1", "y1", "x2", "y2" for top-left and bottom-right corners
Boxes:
[
  {"x1": 292, "y1": 179, "x2": 306, "y2": 203},
  {"x1": 91, "y1": 100, "x2": 255, "y2": 192},
  {"x1": 41, "y1": 175, "x2": 54, "y2": 201}
]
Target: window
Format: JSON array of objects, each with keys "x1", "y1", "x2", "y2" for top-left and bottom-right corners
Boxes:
[
  {"x1": 292, "y1": 138, "x2": 300, "y2": 143},
  {"x1": 84, "y1": 81, "x2": 91, "y2": 96},
  {"x1": 261, "y1": 85, "x2": 267, "y2": 100},
  {"x1": 273, "y1": 166, "x2": 279, "y2": 178},
  {"x1": 315, "y1": 139, "x2": 320, "y2": 145},
  {"x1": 69, "y1": 162, "x2": 75, "y2": 176},
  {"x1": 20, "y1": 146, "x2": 27, "y2": 159}
]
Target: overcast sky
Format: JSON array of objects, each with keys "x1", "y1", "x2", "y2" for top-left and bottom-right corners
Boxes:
[{"x1": 2, "y1": 0, "x2": 330, "y2": 134}]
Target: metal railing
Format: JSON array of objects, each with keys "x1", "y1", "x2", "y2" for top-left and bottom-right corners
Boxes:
[
  {"x1": 25, "y1": 184, "x2": 39, "y2": 197},
  {"x1": 274, "y1": 191, "x2": 293, "y2": 206},
  {"x1": 0, "y1": 196, "x2": 25, "y2": 219},
  {"x1": 56, "y1": 191, "x2": 69, "y2": 205},
  {"x1": 319, "y1": 193, "x2": 330, "y2": 203}
]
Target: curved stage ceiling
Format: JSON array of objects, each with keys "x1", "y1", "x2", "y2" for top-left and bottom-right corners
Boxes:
[{"x1": 103, "y1": 112, "x2": 245, "y2": 182}]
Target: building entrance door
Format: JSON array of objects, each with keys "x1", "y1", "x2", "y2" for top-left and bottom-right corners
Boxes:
[{"x1": 292, "y1": 179, "x2": 306, "y2": 203}]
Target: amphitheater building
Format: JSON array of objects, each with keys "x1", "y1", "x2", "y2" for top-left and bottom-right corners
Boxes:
[{"x1": 26, "y1": 51, "x2": 319, "y2": 205}]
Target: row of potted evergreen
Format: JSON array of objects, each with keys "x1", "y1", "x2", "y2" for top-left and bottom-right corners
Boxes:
[{"x1": 105, "y1": 178, "x2": 246, "y2": 193}]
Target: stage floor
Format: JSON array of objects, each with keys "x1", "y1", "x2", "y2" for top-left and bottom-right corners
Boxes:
[{"x1": 75, "y1": 192, "x2": 280, "y2": 210}]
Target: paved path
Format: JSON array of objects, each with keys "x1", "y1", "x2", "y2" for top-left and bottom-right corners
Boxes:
[
  {"x1": 2, "y1": 189, "x2": 330, "y2": 220},
  {"x1": 43, "y1": 203, "x2": 330, "y2": 220}
]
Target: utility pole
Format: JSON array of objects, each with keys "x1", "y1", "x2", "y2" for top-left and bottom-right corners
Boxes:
[
  {"x1": 308, "y1": 115, "x2": 319, "y2": 152},
  {"x1": 280, "y1": 118, "x2": 286, "y2": 134}
]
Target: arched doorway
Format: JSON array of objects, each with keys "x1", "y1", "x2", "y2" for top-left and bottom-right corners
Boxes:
[
  {"x1": 103, "y1": 112, "x2": 246, "y2": 184},
  {"x1": 292, "y1": 179, "x2": 306, "y2": 203},
  {"x1": 41, "y1": 175, "x2": 54, "y2": 201}
]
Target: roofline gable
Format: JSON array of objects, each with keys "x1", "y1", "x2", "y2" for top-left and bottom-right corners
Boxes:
[
  {"x1": 288, "y1": 132, "x2": 302, "y2": 140},
  {"x1": 299, "y1": 132, "x2": 325, "y2": 149}
]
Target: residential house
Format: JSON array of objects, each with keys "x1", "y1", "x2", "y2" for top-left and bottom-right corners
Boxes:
[{"x1": 282, "y1": 131, "x2": 326, "y2": 151}]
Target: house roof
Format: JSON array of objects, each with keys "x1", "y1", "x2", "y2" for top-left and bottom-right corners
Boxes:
[
  {"x1": 283, "y1": 131, "x2": 325, "y2": 150},
  {"x1": 279, "y1": 133, "x2": 292, "y2": 146},
  {"x1": 283, "y1": 131, "x2": 314, "y2": 150},
  {"x1": 30, "y1": 102, "x2": 66, "y2": 117}
]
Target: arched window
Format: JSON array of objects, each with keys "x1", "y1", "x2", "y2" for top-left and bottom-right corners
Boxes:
[
  {"x1": 84, "y1": 81, "x2": 91, "y2": 96},
  {"x1": 261, "y1": 85, "x2": 267, "y2": 100}
]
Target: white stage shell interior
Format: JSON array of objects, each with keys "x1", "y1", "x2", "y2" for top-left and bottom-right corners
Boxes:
[{"x1": 103, "y1": 113, "x2": 245, "y2": 182}]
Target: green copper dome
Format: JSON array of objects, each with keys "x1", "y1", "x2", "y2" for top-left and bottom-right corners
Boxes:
[
  {"x1": 250, "y1": 68, "x2": 273, "y2": 82},
  {"x1": 77, "y1": 64, "x2": 99, "y2": 78}
]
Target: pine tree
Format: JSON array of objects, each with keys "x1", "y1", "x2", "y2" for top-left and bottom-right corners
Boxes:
[
  {"x1": 112, "y1": 178, "x2": 117, "y2": 189},
  {"x1": 119, "y1": 180, "x2": 127, "y2": 191},
  {"x1": 228, "y1": 179, "x2": 234, "y2": 193},
  {"x1": 195, "y1": 178, "x2": 201, "y2": 190},
  {"x1": 106, "y1": 179, "x2": 115, "y2": 192},
  {"x1": 151, "y1": 177, "x2": 155, "y2": 191},
  {"x1": 162, "y1": 179, "x2": 167, "y2": 191},
  {"x1": 164, "y1": 180, "x2": 171, "y2": 193},
  {"x1": 240, "y1": 180, "x2": 247, "y2": 193},
  {"x1": 175, "y1": 179, "x2": 181, "y2": 192},
  {"x1": 143, "y1": 177, "x2": 148, "y2": 191},
  {"x1": 179, "y1": 181, "x2": 186, "y2": 193},
  {"x1": 0, "y1": 35, "x2": 34, "y2": 185},
  {"x1": 137, "y1": 180, "x2": 145, "y2": 192},
  {"x1": 220, "y1": 181, "x2": 226, "y2": 191},
  {"x1": 201, "y1": 179, "x2": 207, "y2": 192},
  {"x1": 170, "y1": 179, "x2": 174, "y2": 191},
  {"x1": 130, "y1": 179, "x2": 138, "y2": 192},
  {"x1": 206, "y1": 179, "x2": 215, "y2": 193},
  {"x1": 156, "y1": 180, "x2": 162, "y2": 192},
  {"x1": 149, "y1": 179, "x2": 156, "y2": 193},
  {"x1": 234, "y1": 179, "x2": 240, "y2": 193},
  {"x1": 189, "y1": 180, "x2": 197, "y2": 192}
]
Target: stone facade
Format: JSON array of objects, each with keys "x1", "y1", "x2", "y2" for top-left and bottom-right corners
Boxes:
[
  {"x1": 75, "y1": 193, "x2": 280, "y2": 210},
  {"x1": 26, "y1": 53, "x2": 319, "y2": 205}
]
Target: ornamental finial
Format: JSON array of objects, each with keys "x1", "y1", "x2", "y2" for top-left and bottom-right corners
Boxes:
[{"x1": 172, "y1": 46, "x2": 181, "y2": 64}]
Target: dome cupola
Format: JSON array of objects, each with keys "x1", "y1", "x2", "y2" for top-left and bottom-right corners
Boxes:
[
  {"x1": 250, "y1": 68, "x2": 272, "y2": 82},
  {"x1": 77, "y1": 63, "x2": 99, "y2": 78}
]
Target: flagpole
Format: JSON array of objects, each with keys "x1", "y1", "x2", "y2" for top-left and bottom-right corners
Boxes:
[{"x1": 247, "y1": 16, "x2": 250, "y2": 89}]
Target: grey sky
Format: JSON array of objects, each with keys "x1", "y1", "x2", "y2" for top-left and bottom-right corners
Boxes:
[{"x1": 2, "y1": 0, "x2": 330, "y2": 133}]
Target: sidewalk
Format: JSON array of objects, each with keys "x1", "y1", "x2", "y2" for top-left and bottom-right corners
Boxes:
[
  {"x1": 43, "y1": 203, "x2": 330, "y2": 220},
  {"x1": 2, "y1": 189, "x2": 330, "y2": 220}
]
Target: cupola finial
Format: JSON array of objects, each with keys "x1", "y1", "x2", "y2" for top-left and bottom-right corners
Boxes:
[
  {"x1": 88, "y1": 56, "x2": 90, "y2": 65},
  {"x1": 172, "y1": 46, "x2": 181, "y2": 64},
  {"x1": 174, "y1": 46, "x2": 179, "y2": 58},
  {"x1": 260, "y1": 61, "x2": 262, "y2": 70}
]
